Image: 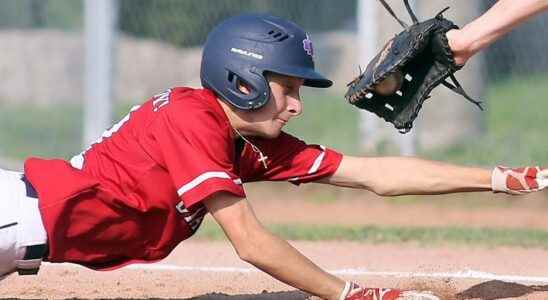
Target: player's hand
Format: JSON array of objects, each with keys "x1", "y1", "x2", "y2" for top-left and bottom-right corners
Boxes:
[
  {"x1": 446, "y1": 28, "x2": 471, "y2": 66},
  {"x1": 340, "y1": 282, "x2": 440, "y2": 300},
  {"x1": 492, "y1": 166, "x2": 548, "y2": 195}
]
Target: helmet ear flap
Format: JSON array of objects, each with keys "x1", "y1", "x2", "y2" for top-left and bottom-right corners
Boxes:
[{"x1": 225, "y1": 68, "x2": 270, "y2": 110}]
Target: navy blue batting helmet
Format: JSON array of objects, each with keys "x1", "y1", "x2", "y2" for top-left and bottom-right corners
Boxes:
[{"x1": 200, "y1": 13, "x2": 332, "y2": 110}]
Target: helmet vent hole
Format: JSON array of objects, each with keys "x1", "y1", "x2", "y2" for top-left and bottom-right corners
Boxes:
[{"x1": 267, "y1": 29, "x2": 289, "y2": 42}]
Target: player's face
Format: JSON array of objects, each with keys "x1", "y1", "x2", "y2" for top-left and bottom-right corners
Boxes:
[{"x1": 236, "y1": 73, "x2": 304, "y2": 138}]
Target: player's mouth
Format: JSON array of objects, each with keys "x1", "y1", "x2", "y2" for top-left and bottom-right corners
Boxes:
[{"x1": 276, "y1": 118, "x2": 288, "y2": 125}]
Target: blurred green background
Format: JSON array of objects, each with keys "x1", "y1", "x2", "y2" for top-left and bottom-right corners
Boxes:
[
  {"x1": 1, "y1": 72, "x2": 546, "y2": 166},
  {"x1": 0, "y1": 0, "x2": 546, "y2": 166}
]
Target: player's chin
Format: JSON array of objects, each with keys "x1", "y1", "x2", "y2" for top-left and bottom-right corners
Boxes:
[
  {"x1": 260, "y1": 131, "x2": 281, "y2": 139},
  {"x1": 259, "y1": 126, "x2": 282, "y2": 139}
]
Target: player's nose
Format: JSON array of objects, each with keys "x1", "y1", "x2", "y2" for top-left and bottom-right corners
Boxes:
[{"x1": 287, "y1": 96, "x2": 302, "y2": 116}]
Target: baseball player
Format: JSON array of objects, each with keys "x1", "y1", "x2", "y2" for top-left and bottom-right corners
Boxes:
[
  {"x1": 446, "y1": 0, "x2": 548, "y2": 65},
  {"x1": 1, "y1": 13, "x2": 547, "y2": 300}
]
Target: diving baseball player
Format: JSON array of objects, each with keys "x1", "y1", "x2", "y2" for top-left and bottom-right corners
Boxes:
[{"x1": 1, "y1": 13, "x2": 547, "y2": 300}]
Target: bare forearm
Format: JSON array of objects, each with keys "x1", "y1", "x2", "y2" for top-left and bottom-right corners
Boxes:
[
  {"x1": 239, "y1": 228, "x2": 344, "y2": 300},
  {"x1": 329, "y1": 156, "x2": 491, "y2": 196},
  {"x1": 372, "y1": 157, "x2": 491, "y2": 195},
  {"x1": 207, "y1": 195, "x2": 346, "y2": 300},
  {"x1": 448, "y1": 0, "x2": 548, "y2": 64},
  {"x1": 463, "y1": 0, "x2": 547, "y2": 51}
]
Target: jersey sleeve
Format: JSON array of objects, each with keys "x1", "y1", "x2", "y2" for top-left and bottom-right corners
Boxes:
[
  {"x1": 240, "y1": 132, "x2": 343, "y2": 185},
  {"x1": 150, "y1": 101, "x2": 245, "y2": 208}
]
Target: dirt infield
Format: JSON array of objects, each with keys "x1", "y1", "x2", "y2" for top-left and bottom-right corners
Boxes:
[
  {"x1": 2, "y1": 185, "x2": 548, "y2": 299},
  {"x1": 2, "y1": 241, "x2": 548, "y2": 299}
]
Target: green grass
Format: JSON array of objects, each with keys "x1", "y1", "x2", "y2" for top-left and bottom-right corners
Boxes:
[
  {"x1": 422, "y1": 73, "x2": 548, "y2": 165},
  {"x1": 195, "y1": 221, "x2": 548, "y2": 249}
]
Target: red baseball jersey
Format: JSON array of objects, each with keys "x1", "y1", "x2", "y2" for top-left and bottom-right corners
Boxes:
[{"x1": 24, "y1": 87, "x2": 342, "y2": 270}]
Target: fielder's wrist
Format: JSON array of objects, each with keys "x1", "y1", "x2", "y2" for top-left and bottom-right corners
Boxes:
[
  {"x1": 491, "y1": 166, "x2": 506, "y2": 193},
  {"x1": 446, "y1": 29, "x2": 471, "y2": 66}
]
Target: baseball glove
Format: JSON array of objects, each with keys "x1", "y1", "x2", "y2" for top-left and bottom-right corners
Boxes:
[{"x1": 345, "y1": 0, "x2": 484, "y2": 133}]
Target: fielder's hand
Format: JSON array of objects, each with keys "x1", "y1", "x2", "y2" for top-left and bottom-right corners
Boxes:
[
  {"x1": 340, "y1": 282, "x2": 440, "y2": 300},
  {"x1": 492, "y1": 166, "x2": 548, "y2": 195}
]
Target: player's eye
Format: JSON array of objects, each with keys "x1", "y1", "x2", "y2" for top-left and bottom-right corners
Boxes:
[{"x1": 287, "y1": 87, "x2": 301, "y2": 99}]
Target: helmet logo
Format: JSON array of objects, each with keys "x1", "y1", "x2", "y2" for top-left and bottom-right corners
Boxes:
[
  {"x1": 302, "y1": 34, "x2": 314, "y2": 58},
  {"x1": 230, "y1": 47, "x2": 263, "y2": 60}
]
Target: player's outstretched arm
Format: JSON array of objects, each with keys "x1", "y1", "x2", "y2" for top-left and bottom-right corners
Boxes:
[
  {"x1": 203, "y1": 192, "x2": 445, "y2": 300},
  {"x1": 203, "y1": 192, "x2": 345, "y2": 300},
  {"x1": 320, "y1": 156, "x2": 547, "y2": 196},
  {"x1": 447, "y1": 0, "x2": 548, "y2": 65}
]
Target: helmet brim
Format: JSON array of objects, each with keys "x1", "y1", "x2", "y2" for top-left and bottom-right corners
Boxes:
[
  {"x1": 304, "y1": 74, "x2": 333, "y2": 88},
  {"x1": 268, "y1": 66, "x2": 333, "y2": 88}
]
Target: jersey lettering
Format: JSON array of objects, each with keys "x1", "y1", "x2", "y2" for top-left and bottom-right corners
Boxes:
[
  {"x1": 152, "y1": 89, "x2": 172, "y2": 112},
  {"x1": 175, "y1": 201, "x2": 206, "y2": 232}
]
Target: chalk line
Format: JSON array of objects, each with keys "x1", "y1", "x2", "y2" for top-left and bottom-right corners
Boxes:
[{"x1": 44, "y1": 262, "x2": 548, "y2": 284}]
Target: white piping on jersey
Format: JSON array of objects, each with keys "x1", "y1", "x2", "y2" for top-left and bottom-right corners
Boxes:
[
  {"x1": 287, "y1": 145, "x2": 327, "y2": 182},
  {"x1": 178, "y1": 171, "x2": 242, "y2": 196},
  {"x1": 70, "y1": 155, "x2": 84, "y2": 170},
  {"x1": 308, "y1": 145, "x2": 326, "y2": 174}
]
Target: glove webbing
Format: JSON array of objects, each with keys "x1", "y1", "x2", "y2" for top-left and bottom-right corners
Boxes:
[
  {"x1": 379, "y1": 0, "x2": 484, "y2": 111},
  {"x1": 442, "y1": 74, "x2": 484, "y2": 110},
  {"x1": 378, "y1": 0, "x2": 419, "y2": 28}
]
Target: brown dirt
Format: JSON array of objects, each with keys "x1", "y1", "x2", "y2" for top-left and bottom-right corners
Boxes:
[
  {"x1": 2, "y1": 242, "x2": 548, "y2": 299},
  {"x1": 2, "y1": 183, "x2": 548, "y2": 299}
]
